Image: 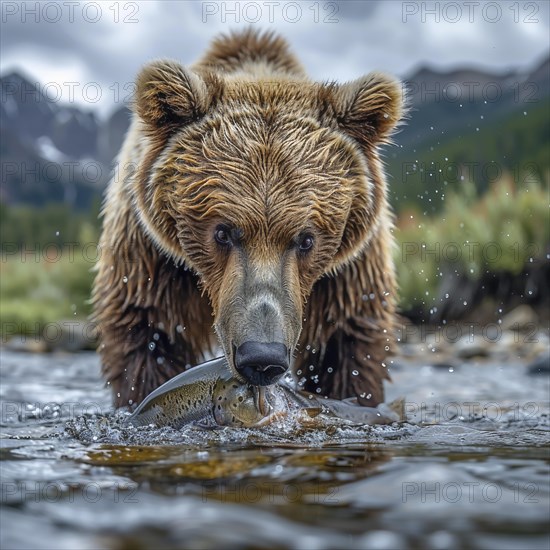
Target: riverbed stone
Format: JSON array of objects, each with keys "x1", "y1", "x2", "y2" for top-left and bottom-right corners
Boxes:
[
  {"x1": 500, "y1": 305, "x2": 538, "y2": 331},
  {"x1": 455, "y1": 336, "x2": 491, "y2": 359}
]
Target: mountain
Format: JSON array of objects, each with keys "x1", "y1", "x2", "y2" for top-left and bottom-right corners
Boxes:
[
  {"x1": 1, "y1": 57, "x2": 548, "y2": 212},
  {"x1": 387, "y1": 57, "x2": 550, "y2": 212},
  {"x1": 398, "y1": 57, "x2": 549, "y2": 147},
  {"x1": 0, "y1": 72, "x2": 131, "y2": 209}
]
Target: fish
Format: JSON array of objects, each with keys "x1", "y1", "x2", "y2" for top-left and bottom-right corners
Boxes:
[{"x1": 126, "y1": 357, "x2": 404, "y2": 429}]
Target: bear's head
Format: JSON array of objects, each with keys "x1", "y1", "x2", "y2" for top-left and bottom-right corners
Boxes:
[{"x1": 131, "y1": 60, "x2": 404, "y2": 386}]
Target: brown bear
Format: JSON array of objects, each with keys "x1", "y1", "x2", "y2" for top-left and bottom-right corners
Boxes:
[{"x1": 92, "y1": 29, "x2": 404, "y2": 409}]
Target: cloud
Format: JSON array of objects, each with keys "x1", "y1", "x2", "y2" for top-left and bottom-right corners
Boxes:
[{"x1": 1, "y1": 1, "x2": 548, "y2": 116}]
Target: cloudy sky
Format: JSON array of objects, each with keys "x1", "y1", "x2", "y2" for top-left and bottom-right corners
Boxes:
[{"x1": 1, "y1": 0, "x2": 549, "y2": 117}]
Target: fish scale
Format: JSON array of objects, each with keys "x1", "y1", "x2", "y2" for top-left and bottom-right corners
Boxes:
[{"x1": 127, "y1": 357, "x2": 403, "y2": 428}]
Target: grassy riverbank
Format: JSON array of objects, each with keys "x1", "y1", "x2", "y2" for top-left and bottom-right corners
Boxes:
[{"x1": 1, "y1": 175, "x2": 548, "y2": 334}]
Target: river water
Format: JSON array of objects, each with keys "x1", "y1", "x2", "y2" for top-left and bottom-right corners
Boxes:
[{"x1": 1, "y1": 344, "x2": 549, "y2": 550}]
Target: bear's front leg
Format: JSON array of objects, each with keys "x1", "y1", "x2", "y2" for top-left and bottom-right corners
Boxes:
[
  {"x1": 92, "y1": 233, "x2": 214, "y2": 408},
  {"x1": 297, "y1": 316, "x2": 392, "y2": 407},
  {"x1": 96, "y1": 304, "x2": 202, "y2": 408},
  {"x1": 295, "y1": 231, "x2": 397, "y2": 408}
]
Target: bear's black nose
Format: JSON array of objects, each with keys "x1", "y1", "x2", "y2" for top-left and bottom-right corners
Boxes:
[{"x1": 234, "y1": 341, "x2": 289, "y2": 386}]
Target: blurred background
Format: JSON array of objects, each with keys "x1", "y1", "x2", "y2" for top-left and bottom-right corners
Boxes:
[{"x1": 1, "y1": 0, "x2": 549, "y2": 346}]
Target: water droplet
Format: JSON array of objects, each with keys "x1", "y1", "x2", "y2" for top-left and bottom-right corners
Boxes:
[
  {"x1": 352, "y1": 370, "x2": 359, "y2": 376},
  {"x1": 309, "y1": 365, "x2": 315, "y2": 371},
  {"x1": 176, "y1": 325, "x2": 184, "y2": 333},
  {"x1": 156, "y1": 356, "x2": 164, "y2": 364},
  {"x1": 366, "y1": 393, "x2": 372, "y2": 399},
  {"x1": 148, "y1": 342, "x2": 156, "y2": 351},
  {"x1": 153, "y1": 333, "x2": 160, "y2": 341},
  {"x1": 327, "y1": 367, "x2": 333, "y2": 373},
  {"x1": 448, "y1": 367, "x2": 454, "y2": 373},
  {"x1": 122, "y1": 276, "x2": 128, "y2": 283}
]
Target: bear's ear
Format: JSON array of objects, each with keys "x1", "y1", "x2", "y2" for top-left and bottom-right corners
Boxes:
[
  {"x1": 134, "y1": 60, "x2": 218, "y2": 134},
  {"x1": 329, "y1": 73, "x2": 404, "y2": 146}
]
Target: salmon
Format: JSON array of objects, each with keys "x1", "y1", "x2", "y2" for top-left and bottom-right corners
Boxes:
[{"x1": 127, "y1": 357, "x2": 404, "y2": 429}]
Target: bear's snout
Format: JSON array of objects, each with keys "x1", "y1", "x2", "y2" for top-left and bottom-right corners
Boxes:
[{"x1": 234, "y1": 341, "x2": 289, "y2": 386}]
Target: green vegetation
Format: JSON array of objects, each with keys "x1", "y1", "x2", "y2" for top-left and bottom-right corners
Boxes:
[
  {"x1": 0, "y1": 252, "x2": 96, "y2": 330},
  {"x1": 0, "y1": 200, "x2": 101, "y2": 248},
  {"x1": 0, "y1": 201, "x2": 100, "y2": 332},
  {"x1": 395, "y1": 175, "x2": 549, "y2": 313}
]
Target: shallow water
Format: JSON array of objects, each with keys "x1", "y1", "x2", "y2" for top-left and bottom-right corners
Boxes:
[{"x1": 1, "y1": 348, "x2": 549, "y2": 550}]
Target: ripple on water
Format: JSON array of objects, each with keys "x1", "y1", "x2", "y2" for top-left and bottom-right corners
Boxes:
[{"x1": 1, "y1": 350, "x2": 549, "y2": 550}]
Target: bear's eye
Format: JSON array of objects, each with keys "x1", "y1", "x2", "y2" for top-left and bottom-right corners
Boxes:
[
  {"x1": 214, "y1": 226, "x2": 231, "y2": 247},
  {"x1": 298, "y1": 234, "x2": 314, "y2": 253}
]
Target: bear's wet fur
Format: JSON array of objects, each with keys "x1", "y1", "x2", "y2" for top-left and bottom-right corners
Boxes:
[{"x1": 92, "y1": 29, "x2": 405, "y2": 408}]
